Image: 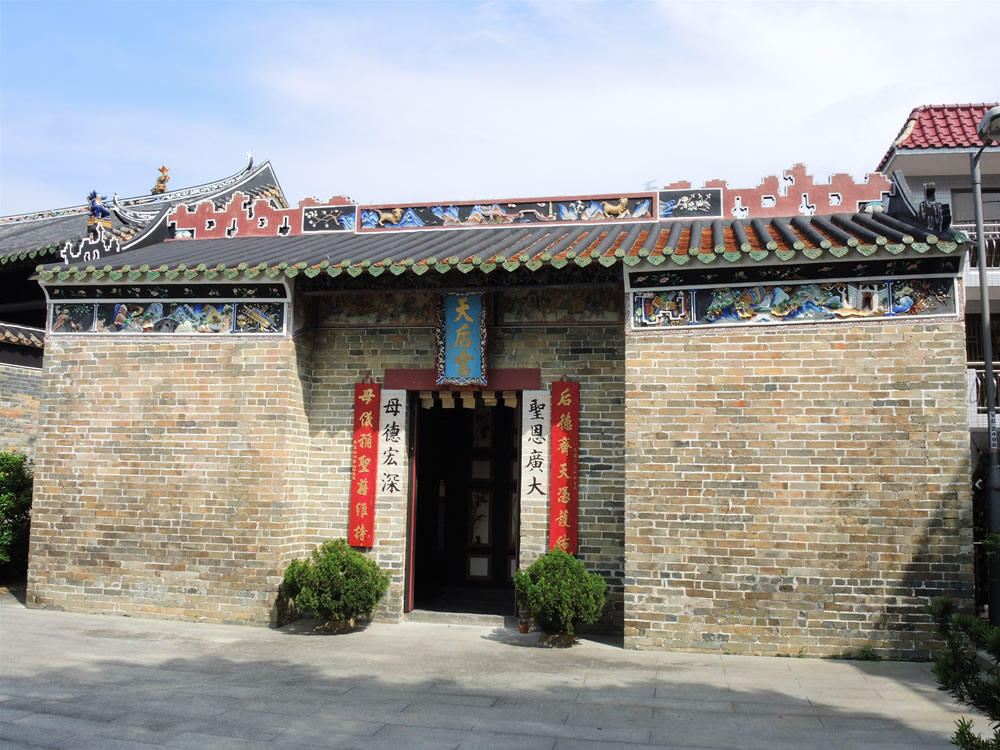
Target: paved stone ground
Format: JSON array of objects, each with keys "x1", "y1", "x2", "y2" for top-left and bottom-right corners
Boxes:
[{"x1": 0, "y1": 589, "x2": 988, "y2": 749}]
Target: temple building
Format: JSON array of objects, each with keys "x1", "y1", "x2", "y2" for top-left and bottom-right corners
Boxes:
[{"x1": 0, "y1": 151, "x2": 975, "y2": 657}]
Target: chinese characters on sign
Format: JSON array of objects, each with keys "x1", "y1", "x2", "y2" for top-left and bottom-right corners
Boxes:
[
  {"x1": 349, "y1": 383, "x2": 381, "y2": 547},
  {"x1": 519, "y1": 390, "x2": 551, "y2": 536},
  {"x1": 549, "y1": 381, "x2": 579, "y2": 554},
  {"x1": 436, "y1": 293, "x2": 487, "y2": 386},
  {"x1": 377, "y1": 390, "x2": 406, "y2": 499}
]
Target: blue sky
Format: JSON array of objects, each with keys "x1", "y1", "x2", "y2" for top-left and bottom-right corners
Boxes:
[{"x1": 1, "y1": 0, "x2": 997, "y2": 215}]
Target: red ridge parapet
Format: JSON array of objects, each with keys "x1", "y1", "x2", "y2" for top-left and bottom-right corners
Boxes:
[
  {"x1": 665, "y1": 164, "x2": 890, "y2": 219},
  {"x1": 169, "y1": 193, "x2": 358, "y2": 239}
]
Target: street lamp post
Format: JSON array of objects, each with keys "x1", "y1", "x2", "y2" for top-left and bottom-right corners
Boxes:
[{"x1": 972, "y1": 105, "x2": 1000, "y2": 624}]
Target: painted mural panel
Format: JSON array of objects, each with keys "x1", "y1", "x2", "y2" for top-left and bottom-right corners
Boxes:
[
  {"x1": 49, "y1": 284, "x2": 285, "y2": 300},
  {"x1": 234, "y1": 303, "x2": 285, "y2": 333},
  {"x1": 631, "y1": 278, "x2": 956, "y2": 330},
  {"x1": 658, "y1": 188, "x2": 723, "y2": 219},
  {"x1": 319, "y1": 291, "x2": 437, "y2": 327},
  {"x1": 51, "y1": 302, "x2": 286, "y2": 335},
  {"x1": 95, "y1": 302, "x2": 235, "y2": 333},
  {"x1": 626, "y1": 257, "x2": 962, "y2": 291},
  {"x1": 302, "y1": 205, "x2": 356, "y2": 232},
  {"x1": 357, "y1": 193, "x2": 654, "y2": 231},
  {"x1": 51, "y1": 304, "x2": 95, "y2": 333},
  {"x1": 498, "y1": 288, "x2": 622, "y2": 325}
]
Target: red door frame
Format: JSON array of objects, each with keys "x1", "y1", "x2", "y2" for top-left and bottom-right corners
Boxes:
[{"x1": 400, "y1": 368, "x2": 539, "y2": 614}]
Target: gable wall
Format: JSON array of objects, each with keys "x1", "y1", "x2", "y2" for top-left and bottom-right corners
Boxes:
[
  {"x1": 27, "y1": 337, "x2": 310, "y2": 624},
  {"x1": 624, "y1": 319, "x2": 973, "y2": 657}
]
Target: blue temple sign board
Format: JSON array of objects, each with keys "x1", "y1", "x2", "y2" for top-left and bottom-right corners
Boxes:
[{"x1": 436, "y1": 293, "x2": 487, "y2": 386}]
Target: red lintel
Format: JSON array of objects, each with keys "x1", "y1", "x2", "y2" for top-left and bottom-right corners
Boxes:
[{"x1": 383, "y1": 368, "x2": 540, "y2": 391}]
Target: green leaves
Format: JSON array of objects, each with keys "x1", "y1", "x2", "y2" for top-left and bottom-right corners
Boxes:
[
  {"x1": 926, "y1": 597, "x2": 1000, "y2": 748},
  {"x1": 513, "y1": 548, "x2": 606, "y2": 637},
  {"x1": 281, "y1": 539, "x2": 389, "y2": 625},
  {"x1": 0, "y1": 452, "x2": 32, "y2": 572}
]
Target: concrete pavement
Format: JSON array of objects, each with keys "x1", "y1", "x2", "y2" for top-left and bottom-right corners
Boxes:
[{"x1": 0, "y1": 589, "x2": 987, "y2": 749}]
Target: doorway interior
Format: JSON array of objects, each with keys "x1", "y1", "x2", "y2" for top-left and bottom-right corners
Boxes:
[{"x1": 410, "y1": 395, "x2": 519, "y2": 616}]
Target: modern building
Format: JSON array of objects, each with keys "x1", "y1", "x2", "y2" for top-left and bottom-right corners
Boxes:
[{"x1": 877, "y1": 103, "x2": 1000, "y2": 437}]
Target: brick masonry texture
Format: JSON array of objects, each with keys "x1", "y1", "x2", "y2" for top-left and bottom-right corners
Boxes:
[
  {"x1": 624, "y1": 320, "x2": 973, "y2": 658},
  {"x1": 298, "y1": 320, "x2": 625, "y2": 626},
  {"x1": 28, "y1": 338, "x2": 310, "y2": 624},
  {"x1": 26, "y1": 295, "x2": 626, "y2": 627},
  {"x1": 27, "y1": 292, "x2": 971, "y2": 653},
  {"x1": 0, "y1": 363, "x2": 41, "y2": 460}
]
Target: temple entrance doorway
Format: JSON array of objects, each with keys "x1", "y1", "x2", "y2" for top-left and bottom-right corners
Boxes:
[{"x1": 408, "y1": 395, "x2": 519, "y2": 616}]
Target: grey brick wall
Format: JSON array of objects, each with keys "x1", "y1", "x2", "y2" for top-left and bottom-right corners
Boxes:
[
  {"x1": 0, "y1": 362, "x2": 41, "y2": 460},
  {"x1": 624, "y1": 320, "x2": 973, "y2": 658}
]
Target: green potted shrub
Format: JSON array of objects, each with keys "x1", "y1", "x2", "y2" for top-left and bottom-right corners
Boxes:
[
  {"x1": 513, "y1": 548, "x2": 606, "y2": 644},
  {"x1": 282, "y1": 539, "x2": 389, "y2": 631}
]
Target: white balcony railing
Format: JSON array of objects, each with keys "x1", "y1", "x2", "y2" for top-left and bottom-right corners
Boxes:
[
  {"x1": 957, "y1": 222, "x2": 1000, "y2": 268},
  {"x1": 969, "y1": 363, "x2": 1000, "y2": 429}
]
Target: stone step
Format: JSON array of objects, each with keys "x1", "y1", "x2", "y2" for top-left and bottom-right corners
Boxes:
[{"x1": 404, "y1": 609, "x2": 519, "y2": 628}]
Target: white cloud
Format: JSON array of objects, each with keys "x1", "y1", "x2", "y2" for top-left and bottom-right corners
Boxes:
[{"x1": 2, "y1": 0, "x2": 998, "y2": 215}]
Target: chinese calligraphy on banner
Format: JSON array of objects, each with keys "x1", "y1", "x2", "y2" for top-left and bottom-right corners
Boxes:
[
  {"x1": 520, "y1": 390, "x2": 551, "y2": 533},
  {"x1": 377, "y1": 389, "x2": 406, "y2": 498},
  {"x1": 436, "y1": 293, "x2": 487, "y2": 386},
  {"x1": 349, "y1": 383, "x2": 381, "y2": 547},
  {"x1": 549, "y1": 381, "x2": 579, "y2": 553}
]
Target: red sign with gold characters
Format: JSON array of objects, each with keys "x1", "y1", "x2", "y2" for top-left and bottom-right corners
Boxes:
[
  {"x1": 349, "y1": 383, "x2": 381, "y2": 547},
  {"x1": 549, "y1": 380, "x2": 579, "y2": 554}
]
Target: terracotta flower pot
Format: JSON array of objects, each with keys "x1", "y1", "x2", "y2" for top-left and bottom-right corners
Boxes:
[{"x1": 519, "y1": 619, "x2": 531, "y2": 634}]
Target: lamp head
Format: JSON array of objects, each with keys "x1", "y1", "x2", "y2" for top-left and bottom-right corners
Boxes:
[{"x1": 978, "y1": 105, "x2": 1000, "y2": 144}]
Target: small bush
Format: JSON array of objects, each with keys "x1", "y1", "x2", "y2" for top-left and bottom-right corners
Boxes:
[
  {"x1": 282, "y1": 539, "x2": 389, "y2": 625},
  {"x1": 513, "y1": 548, "x2": 606, "y2": 636},
  {"x1": 926, "y1": 597, "x2": 1000, "y2": 749},
  {"x1": 0, "y1": 452, "x2": 33, "y2": 578}
]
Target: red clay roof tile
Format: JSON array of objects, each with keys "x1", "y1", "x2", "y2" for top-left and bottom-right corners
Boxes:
[{"x1": 877, "y1": 103, "x2": 1000, "y2": 171}]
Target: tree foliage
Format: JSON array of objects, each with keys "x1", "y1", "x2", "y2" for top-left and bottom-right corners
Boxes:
[
  {"x1": 0, "y1": 452, "x2": 32, "y2": 576},
  {"x1": 926, "y1": 597, "x2": 1000, "y2": 748}
]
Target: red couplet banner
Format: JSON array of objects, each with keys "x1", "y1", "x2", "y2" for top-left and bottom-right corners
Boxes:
[
  {"x1": 549, "y1": 380, "x2": 579, "y2": 554},
  {"x1": 349, "y1": 383, "x2": 381, "y2": 547}
]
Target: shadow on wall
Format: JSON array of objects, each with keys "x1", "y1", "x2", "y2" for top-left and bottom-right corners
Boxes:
[{"x1": 890, "y1": 462, "x2": 975, "y2": 658}]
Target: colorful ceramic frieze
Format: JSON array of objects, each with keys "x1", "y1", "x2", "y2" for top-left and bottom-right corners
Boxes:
[
  {"x1": 357, "y1": 194, "x2": 655, "y2": 232},
  {"x1": 631, "y1": 277, "x2": 956, "y2": 330},
  {"x1": 658, "y1": 188, "x2": 723, "y2": 219},
  {"x1": 51, "y1": 304, "x2": 95, "y2": 333},
  {"x1": 626, "y1": 257, "x2": 963, "y2": 291},
  {"x1": 234, "y1": 302, "x2": 284, "y2": 333},
  {"x1": 50, "y1": 301, "x2": 286, "y2": 335},
  {"x1": 302, "y1": 205, "x2": 356, "y2": 232},
  {"x1": 49, "y1": 284, "x2": 286, "y2": 300},
  {"x1": 97, "y1": 302, "x2": 235, "y2": 333}
]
